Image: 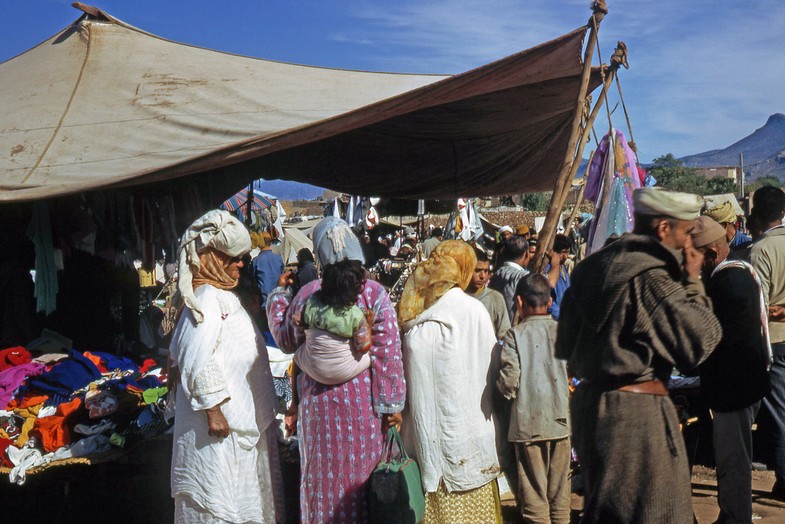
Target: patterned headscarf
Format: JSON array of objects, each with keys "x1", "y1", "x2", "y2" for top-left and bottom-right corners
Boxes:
[
  {"x1": 312, "y1": 216, "x2": 364, "y2": 267},
  {"x1": 397, "y1": 240, "x2": 476, "y2": 326},
  {"x1": 177, "y1": 209, "x2": 251, "y2": 323}
]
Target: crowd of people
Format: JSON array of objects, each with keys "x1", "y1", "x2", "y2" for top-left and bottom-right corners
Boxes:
[{"x1": 167, "y1": 184, "x2": 785, "y2": 524}]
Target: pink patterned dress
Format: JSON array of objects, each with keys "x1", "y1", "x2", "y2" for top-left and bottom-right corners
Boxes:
[{"x1": 268, "y1": 279, "x2": 406, "y2": 524}]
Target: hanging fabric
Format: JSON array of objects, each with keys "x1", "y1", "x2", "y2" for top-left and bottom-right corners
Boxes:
[
  {"x1": 585, "y1": 129, "x2": 641, "y2": 253},
  {"x1": 346, "y1": 196, "x2": 356, "y2": 226},
  {"x1": 445, "y1": 198, "x2": 483, "y2": 242},
  {"x1": 27, "y1": 202, "x2": 59, "y2": 315},
  {"x1": 272, "y1": 199, "x2": 286, "y2": 240}
]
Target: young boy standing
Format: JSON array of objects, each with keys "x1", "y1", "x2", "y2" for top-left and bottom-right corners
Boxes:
[{"x1": 497, "y1": 273, "x2": 571, "y2": 524}]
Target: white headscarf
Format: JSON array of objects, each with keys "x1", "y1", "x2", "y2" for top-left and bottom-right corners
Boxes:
[{"x1": 177, "y1": 209, "x2": 251, "y2": 322}]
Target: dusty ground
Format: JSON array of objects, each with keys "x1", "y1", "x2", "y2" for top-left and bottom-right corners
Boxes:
[{"x1": 501, "y1": 466, "x2": 785, "y2": 523}]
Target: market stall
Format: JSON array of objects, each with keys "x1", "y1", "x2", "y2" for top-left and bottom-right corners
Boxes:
[{"x1": 0, "y1": 1, "x2": 621, "y2": 518}]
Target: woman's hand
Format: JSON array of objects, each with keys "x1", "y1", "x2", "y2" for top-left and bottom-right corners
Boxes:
[
  {"x1": 382, "y1": 412, "x2": 403, "y2": 432},
  {"x1": 206, "y1": 405, "x2": 230, "y2": 438}
]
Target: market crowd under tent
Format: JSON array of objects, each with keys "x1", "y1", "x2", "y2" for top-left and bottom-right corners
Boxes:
[
  {"x1": 0, "y1": 3, "x2": 617, "y2": 520},
  {"x1": 1, "y1": 3, "x2": 602, "y2": 204}
]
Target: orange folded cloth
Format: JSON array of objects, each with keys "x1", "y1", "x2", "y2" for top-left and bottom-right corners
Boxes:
[{"x1": 32, "y1": 397, "x2": 84, "y2": 452}]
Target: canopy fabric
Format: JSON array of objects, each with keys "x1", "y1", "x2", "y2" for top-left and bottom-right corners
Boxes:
[
  {"x1": 275, "y1": 227, "x2": 313, "y2": 265},
  {"x1": 1, "y1": 4, "x2": 600, "y2": 203}
]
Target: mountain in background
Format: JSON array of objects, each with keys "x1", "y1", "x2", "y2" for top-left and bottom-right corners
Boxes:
[
  {"x1": 254, "y1": 179, "x2": 326, "y2": 200},
  {"x1": 680, "y1": 113, "x2": 785, "y2": 181}
]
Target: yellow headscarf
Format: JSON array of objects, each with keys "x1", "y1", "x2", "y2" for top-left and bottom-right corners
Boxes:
[
  {"x1": 192, "y1": 247, "x2": 239, "y2": 292},
  {"x1": 704, "y1": 201, "x2": 737, "y2": 225},
  {"x1": 397, "y1": 240, "x2": 477, "y2": 326}
]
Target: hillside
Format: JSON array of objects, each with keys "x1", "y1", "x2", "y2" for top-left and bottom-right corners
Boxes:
[
  {"x1": 254, "y1": 179, "x2": 326, "y2": 201},
  {"x1": 680, "y1": 113, "x2": 785, "y2": 181}
]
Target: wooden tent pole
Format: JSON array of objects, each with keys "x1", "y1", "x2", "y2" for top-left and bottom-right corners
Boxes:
[
  {"x1": 565, "y1": 179, "x2": 588, "y2": 235},
  {"x1": 246, "y1": 182, "x2": 254, "y2": 227},
  {"x1": 532, "y1": 1, "x2": 607, "y2": 272},
  {"x1": 552, "y1": 39, "x2": 629, "y2": 227}
]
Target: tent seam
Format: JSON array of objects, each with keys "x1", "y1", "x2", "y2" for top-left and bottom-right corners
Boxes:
[{"x1": 23, "y1": 22, "x2": 93, "y2": 184}]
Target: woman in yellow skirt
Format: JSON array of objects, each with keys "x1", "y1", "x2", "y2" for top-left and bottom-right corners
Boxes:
[{"x1": 399, "y1": 240, "x2": 503, "y2": 524}]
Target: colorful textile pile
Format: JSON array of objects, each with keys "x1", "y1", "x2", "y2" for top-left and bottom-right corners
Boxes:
[{"x1": 0, "y1": 344, "x2": 172, "y2": 485}]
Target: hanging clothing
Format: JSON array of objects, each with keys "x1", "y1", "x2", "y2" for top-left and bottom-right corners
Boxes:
[{"x1": 585, "y1": 130, "x2": 641, "y2": 253}]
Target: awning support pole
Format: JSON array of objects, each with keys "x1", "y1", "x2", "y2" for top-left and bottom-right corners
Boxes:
[
  {"x1": 532, "y1": 1, "x2": 609, "y2": 272},
  {"x1": 565, "y1": 177, "x2": 588, "y2": 236},
  {"x1": 555, "y1": 47, "x2": 624, "y2": 208}
]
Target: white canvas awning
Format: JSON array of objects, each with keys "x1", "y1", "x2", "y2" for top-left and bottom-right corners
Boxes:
[{"x1": 1, "y1": 3, "x2": 601, "y2": 202}]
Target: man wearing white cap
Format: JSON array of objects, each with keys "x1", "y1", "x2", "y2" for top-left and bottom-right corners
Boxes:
[
  {"x1": 691, "y1": 215, "x2": 771, "y2": 523},
  {"x1": 556, "y1": 187, "x2": 722, "y2": 523}
]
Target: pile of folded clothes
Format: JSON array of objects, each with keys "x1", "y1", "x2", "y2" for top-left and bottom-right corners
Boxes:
[{"x1": 0, "y1": 345, "x2": 171, "y2": 485}]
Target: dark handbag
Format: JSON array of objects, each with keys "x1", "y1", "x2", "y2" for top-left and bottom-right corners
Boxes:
[{"x1": 369, "y1": 426, "x2": 425, "y2": 524}]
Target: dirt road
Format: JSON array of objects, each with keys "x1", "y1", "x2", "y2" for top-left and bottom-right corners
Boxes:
[{"x1": 502, "y1": 466, "x2": 785, "y2": 523}]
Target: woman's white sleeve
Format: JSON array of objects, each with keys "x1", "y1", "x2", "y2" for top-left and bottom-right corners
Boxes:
[{"x1": 171, "y1": 305, "x2": 230, "y2": 411}]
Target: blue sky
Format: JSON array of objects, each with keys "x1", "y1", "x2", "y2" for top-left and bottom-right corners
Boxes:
[{"x1": 3, "y1": 0, "x2": 784, "y2": 164}]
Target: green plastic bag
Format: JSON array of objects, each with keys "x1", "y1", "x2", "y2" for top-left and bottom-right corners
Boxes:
[{"x1": 369, "y1": 426, "x2": 425, "y2": 523}]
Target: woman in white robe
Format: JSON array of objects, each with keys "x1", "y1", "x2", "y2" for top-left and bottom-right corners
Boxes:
[
  {"x1": 169, "y1": 210, "x2": 282, "y2": 523},
  {"x1": 398, "y1": 240, "x2": 502, "y2": 523}
]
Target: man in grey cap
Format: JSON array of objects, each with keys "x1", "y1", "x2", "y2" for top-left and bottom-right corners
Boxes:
[{"x1": 556, "y1": 187, "x2": 722, "y2": 524}]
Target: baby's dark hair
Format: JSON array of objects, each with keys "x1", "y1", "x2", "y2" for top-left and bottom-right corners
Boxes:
[
  {"x1": 514, "y1": 273, "x2": 551, "y2": 308},
  {"x1": 316, "y1": 259, "x2": 365, "y2": 309}
]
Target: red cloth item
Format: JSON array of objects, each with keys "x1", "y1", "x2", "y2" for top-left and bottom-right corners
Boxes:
[
  {"x1": 32, "y1": 397, "x2": 83, "y2": 452},
  {"x1": 637, "y1": 165, "x2": 648, "y2": 186},
  {"x1": 139, "y1": 358, "x2": 158, "y2": 375},
  {"x1": 0, "y1": 438, "x2": 14, "y2": 467},
  {"x1": 0, "y1": 347, "x2": 31, "y2": 370}
]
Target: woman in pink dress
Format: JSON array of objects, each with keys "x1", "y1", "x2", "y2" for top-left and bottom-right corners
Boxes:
[{"x1": 267, "y1": 217, "x2": 405, "y2": 524}]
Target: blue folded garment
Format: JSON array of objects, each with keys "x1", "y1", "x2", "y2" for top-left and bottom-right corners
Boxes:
[
  {"x1": 88, "y1": 351, "x2": 139, "y2": 373},
  {"x1": 27, "y1": 349, "x2": 101, "y2": 397}
]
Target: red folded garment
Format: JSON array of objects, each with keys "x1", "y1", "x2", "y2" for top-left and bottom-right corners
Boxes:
[
  {"x1": 0, "y1": 346, "x2": 31, "y2": 370},
  {"x1": 0, "y1": 438, "x2": 14, "y2": 467}
]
